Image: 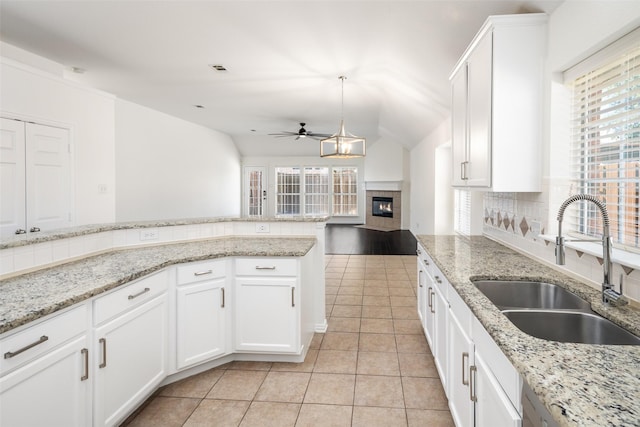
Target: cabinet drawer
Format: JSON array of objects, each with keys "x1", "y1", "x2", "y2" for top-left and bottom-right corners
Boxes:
[
  {"x1": 177, "y1": 259, "x2": 226, "y2": 285},
  {"x1": 0, "y1": 304, "x2": 87, "y2": 375},
  {"x1": 93, "y1": 270, "x2": 169, "y2": 325},
  {"x1": 235, "y1": 258, "x2": 297, "y2": 277}
]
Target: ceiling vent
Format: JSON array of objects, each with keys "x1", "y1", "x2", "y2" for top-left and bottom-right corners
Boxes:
[{"x1": 209, "y1": 64, "x2": 228, "y2": 72}]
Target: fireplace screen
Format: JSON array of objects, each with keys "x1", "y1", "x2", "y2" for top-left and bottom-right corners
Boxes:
[{"x1": 372, "y1": 197, "x2": 393, "y2": 218}]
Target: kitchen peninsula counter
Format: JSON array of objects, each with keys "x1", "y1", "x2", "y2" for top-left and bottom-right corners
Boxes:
[
  {"x1": 0, "y1": 236, "x2": 316, "y2": 334},
  {"x1": 417, "y1": 235, "x2": 640, "y2": 427}
]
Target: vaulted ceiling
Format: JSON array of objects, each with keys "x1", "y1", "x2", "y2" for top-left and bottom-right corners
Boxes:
[{"x1": 0, "y1": 1, "x2": 563, "y2": 157}]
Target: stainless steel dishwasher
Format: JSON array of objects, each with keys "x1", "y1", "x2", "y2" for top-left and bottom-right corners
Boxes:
[{"x1": 522, "y1": 381, "x2": 560, "y2": 427}]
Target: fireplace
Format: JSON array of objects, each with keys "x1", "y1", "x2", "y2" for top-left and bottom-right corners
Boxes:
[{"x1": 372, "y1": 197, "x2": 393, "y2": 218}]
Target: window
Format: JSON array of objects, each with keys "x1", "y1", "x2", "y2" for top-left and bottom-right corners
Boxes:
[
  {"x1": 332, "y1": 167, "x2": 358, "y2": 216},
  {"x1": 276, "y1": 167, "x2": 300, "y2": 216},
  {"x1": 568, "y1": 34, "x2": 640, "y2": 250},
  {"x1": 304, "y1": 167, "x2": 329, "y2": 216},
  {"x1": 454, "y1": 189, "x2": 471, "y2": 237}
]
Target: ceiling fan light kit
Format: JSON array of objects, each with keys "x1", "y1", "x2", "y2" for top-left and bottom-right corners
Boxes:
[{"x1": 320, "y1": 76, "x2": 366, "y2": 158}]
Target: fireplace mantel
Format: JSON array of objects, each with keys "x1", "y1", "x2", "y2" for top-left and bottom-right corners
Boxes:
[{"x1": 365, "y1": 181, "x2": 403, "y2": 191}]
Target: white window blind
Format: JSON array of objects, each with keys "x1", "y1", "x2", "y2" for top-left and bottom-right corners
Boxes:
[
  {"x1": 568, "y1": 40, "x2": 640, "y2": 249},
  {"x1": 454, "y1": 189, "x2": 471, "y2": 237},
  {"x1": 304, "y1": 167, "x2": 329, "y2": 216},
  {"x1": 275, "y1": 167, "x2": 300, "y2": 216},
  {"x1": 332, "y1": 167, "x2": 358, "y2": 216}
]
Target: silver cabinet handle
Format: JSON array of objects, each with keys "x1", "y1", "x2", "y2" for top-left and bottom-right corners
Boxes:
[
  {"x1": 470, "y1": 365, "x2": 478, "y2": 402},
  {"x1": 416, "y1": 249, "x2": 421, "y2": 256},
  {"x1": 429, "y1": 289, "x2": 435, "y2": 313},
  {"x1": 418, "y1": 270, "x2": 423, "y2": 287},
  {"x1": 99, "y1": 338, "x2": 107, "y2": 368},
  {"x1": 255, "y1": 266, "x2": 276, "y2": 270},
  {"x1": 221, "y1": 287, "x2": 225, "y2": 308},
  {"x1": 194, "y1": 269, "x2": 213, "y2": 276},
  {"x1": 4, "y1": 335, "x2": 49, "y2": 359},
  {"x1": 462, "y1": 352, "x2": 469, "y2": 386},
  {"x1": 81, "y1": 348, "x2": 89, "y2": 381},
  {"x1": 30, "y1": 227, "x2": 41, "y2": 232},
  {"x1": 128, "y1": 287, "x2": 150, "y2": 300},
  {"x1": 427, "y1": 287, "x2": 433, "y2": 310},
  {"x1": 291, "y1": 287, "x2": 295, "y2": 307},
  {"x1": 460, "y1": 162, "x2": 465, "y2": 180},
  {"x1": 424, "y1": 259, "x2": 430, "y2": 265},
  {"x1": 435, "y1": 275, "x2": 442, "y2": 284},
  {"x1": 14, "y1": 228, "x2": 26, "y2": 235}
]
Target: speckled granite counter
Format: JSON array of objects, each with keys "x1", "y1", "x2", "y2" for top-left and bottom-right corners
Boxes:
[
  {"x1": 0, "y1": 216, "x2": 328, "y2": 249},
  {"x1": 0, "y1": 236, "x2": 316, "y2": 334},
  {"x1": 417, "y1": 235, "x2": 640, "y2": 427}
]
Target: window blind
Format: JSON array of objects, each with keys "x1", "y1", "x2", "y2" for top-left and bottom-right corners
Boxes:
[
  {"x1": 454, "y1": 189, "x2": 471, "y2": 237},
  {"x1": 568, "y1": 42, "x2": 640, "y2": 249}
]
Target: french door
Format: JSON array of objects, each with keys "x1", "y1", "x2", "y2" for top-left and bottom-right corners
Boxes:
[{"x1": 243, "y1": 166, "x2": 266, "y2": 217}]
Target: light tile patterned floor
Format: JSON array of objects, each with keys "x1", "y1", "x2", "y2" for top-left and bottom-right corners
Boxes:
[{"x1": 122, "y1": 255, "x2": 454, "y2": 427}]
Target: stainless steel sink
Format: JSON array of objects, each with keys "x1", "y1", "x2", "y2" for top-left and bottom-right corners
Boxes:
[
  {"x1": 473, "y1": 280, "x2": 640, "y2": 345},
  {"x1": 473, "y1": 280, "x2": 591, "y2": 311},
  {"x1": 502, "y1": 310, "x2": 640, "y2": 345}
]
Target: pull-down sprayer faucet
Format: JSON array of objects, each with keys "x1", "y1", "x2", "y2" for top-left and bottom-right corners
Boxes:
[{"x1": 555, "y1": 194, "x2": 627, "y2": 306}]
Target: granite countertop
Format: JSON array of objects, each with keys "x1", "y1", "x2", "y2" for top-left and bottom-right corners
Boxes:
[
  {"x1": 416, "y1": 235, "x2": 640, "y2": 427},
  {"x1": 0, "y1": 236, "x2": 316, "y2": 334},
  {"x1": 0, "y1": 216, "x2": 328, "y2": 249}
]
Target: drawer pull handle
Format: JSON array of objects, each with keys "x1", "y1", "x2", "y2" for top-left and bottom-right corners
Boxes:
[
  {"x1": 128, "y1": 287, "x2": 150, "y2": 300},
  {"x1": 99, "y1": 338, "x2": 107, "y2": 368},
  {"x1": 255, "y1": 266, "x2": 276, "y2": 270},
  {"x1": 435, "y1": 275, "x2": 442, "y2": 284},
  {"x1": 462, "y1": 352, "x2": 469, "y2": 386},
  {"x1": 221, "y1": 287, "x2": 225, "y2": 308},
  {"x1": 470, "y1": 365, "x2": 478, "y2": 402},
  {"x1": 4, "y1": 335, "x2": 49, "y2": 359},
  {"x1": 194, "y1": 269, "x2": 213, "y2": 276},
  {"x1": 81, "y1": 348, "x2": 89, "y2": 381},
  {"x1": 291, "y1": 287, "x2": 295, "y2": 307}
]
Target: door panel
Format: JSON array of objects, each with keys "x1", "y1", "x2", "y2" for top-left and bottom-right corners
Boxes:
[
  {"x1": 244, "y1": 166, "x2": 266, "y2": 217},
  {"x1": 0, "y1": 118, "x2": 26, "y2": 237}
]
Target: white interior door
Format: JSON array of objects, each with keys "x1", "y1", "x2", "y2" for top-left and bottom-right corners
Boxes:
[
  {"x1": 26, "y1": 122, "x2": 72, "y2": 232},
  {"x1": 0, "y1": 118, "x2": 27, "y2": 237},
  {"x1": 243, "y1": 166, "x2": 266, "y2": 217}
]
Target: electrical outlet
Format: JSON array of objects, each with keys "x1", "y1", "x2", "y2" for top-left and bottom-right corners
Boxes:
[
  {"x1": 530, "y1": 221, "x2": 542, "y2": 237},
  {"x1": 98, "y1": 184, "x2": 107, "y2": 194},
  {"x1": 255, "y1": 223, "x2": 270, "y2": 233},
  {"x1": 140, "y1": 228, "x2": 159, "y2": 241}
]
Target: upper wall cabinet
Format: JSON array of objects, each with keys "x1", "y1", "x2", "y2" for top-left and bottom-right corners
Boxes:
[{"x1": 450, "y1": 14, "x2": 547, "y2": 191}]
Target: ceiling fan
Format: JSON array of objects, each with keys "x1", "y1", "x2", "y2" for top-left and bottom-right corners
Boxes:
[{"x1": 269, "y1": 122, "x2": 331, "y2": 141}]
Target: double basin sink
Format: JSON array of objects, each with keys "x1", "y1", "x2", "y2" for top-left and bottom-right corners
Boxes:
[{"x1": 473, "y1": 280, "x2": 640, "y2": 345}]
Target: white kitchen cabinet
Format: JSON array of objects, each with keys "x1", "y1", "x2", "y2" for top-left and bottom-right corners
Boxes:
[
  {"x1": 450, "y1": 13, "x2": 547, "y2": 191},
  {"x1": 474, "y1": 352, "x2": 521, "y2": 427},
  {"x1": 0, "y1": 117, "x2": 72, "y2": 238},
  {"x1": 448, "y1": 292, "x2": 475, "y2": 427},
  {"x1": 0, "y1": 306, "x2": 90, "y2": 427},
  {"x1": 417, "y1": 257, "x2": 429, "y2": 336},
  {"x1": 433, "y1": 274, "x2": 449, "y2": 391},
  {"x1": 234, "y1": 258, "x2": 300, "y2": 353},
  {"x1": 93, "y1": 272, "x2": 169, "y2": 427},
  {"x1": 176, "y1": 260, "x2": 229, "y2": 369}
]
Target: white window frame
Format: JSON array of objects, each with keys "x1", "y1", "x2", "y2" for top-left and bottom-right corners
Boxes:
[{"x1": 332, "y1": 166, "x2": 359, "y2": 217}]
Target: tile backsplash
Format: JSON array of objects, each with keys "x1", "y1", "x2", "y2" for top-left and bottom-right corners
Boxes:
[{"x1": 483, "y1": 188, "x2": 640, "y2": 304}]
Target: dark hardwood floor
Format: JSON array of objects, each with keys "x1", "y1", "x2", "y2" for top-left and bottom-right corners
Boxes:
[{"x1": 324, "y1": 224, "x2": 418, "y2": 255}]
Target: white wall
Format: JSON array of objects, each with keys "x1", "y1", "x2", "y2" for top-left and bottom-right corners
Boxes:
[
  {"x1": 115, "y1": 99, "x2": 241, "y2": 221},
  {"x1": 1, "y1": 54, "x2": 117, "y2": 226},
  {"x1": 409, "y1": 118, "x2": 452, "y2": 235}
]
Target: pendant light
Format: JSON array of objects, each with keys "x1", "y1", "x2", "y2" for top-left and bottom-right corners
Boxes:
[{"x1": 320, "y1": 76, "x2": 366, "y2": 158}]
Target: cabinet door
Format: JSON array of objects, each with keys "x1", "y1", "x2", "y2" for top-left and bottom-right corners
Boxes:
[
  {"x1": 417, "y1": 264, "x2": 428, "y2": 331},
  {"x1": 474, "y1": 352, "x2": 521, "y2": 427},
  {"x1": 433, "y1": 280, "x2": 448, "y2": 393},
  {"x1": 451, "y1": 65, "x2": 468, "y2": 187},
  {"x1": 448, "y1": 310, "x2": 475, "y2": 427},
  {"x1": 0, "y1": 117, "x2": 26, "y2": 237},
  {"x1": 466, "y1": 31, "x2": 493, "y2": 187},
  {"x1": 176, "y1": 278, "x2": 228, "y2": 369},
  {"x1": 423, "y1": 272, "x2": 436, "y2": 351},
  {"x1": 94, "y1": 294, "x2": 167, "y2": 427},
  {"x1": 0, "y1": 335, "x2": 90, "y2": 427},
  {"x1": 235, "y1": 277, "x2": 299, "y2": 353}
]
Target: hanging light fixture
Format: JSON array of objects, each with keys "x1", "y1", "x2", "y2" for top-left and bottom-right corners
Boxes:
[{"x1": 320, "y1": 76, "x2": 366, "y2": 158}]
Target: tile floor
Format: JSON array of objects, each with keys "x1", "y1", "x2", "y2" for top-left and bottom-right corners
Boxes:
[{"x1": 122, "y1": 255, "x2": 454, "y2": 427}]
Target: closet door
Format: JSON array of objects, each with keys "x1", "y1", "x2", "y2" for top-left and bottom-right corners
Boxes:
[
  {"x1": 26, "y1": 123, "x2": 72, "y2": 233},
  {"x1": 0, "y1": 119, "x2": 71, "y2": 238},
  {"x1": 0, "y1": 118, "x2": 27, "y2": 237}
]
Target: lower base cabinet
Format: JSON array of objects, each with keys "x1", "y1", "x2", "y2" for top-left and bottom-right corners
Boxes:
[
  {"x1": 0, "y1": 335, "x2": 90, "y2": 427},
  {"x1": 234, "y1": 277, "x2": 299, "y2": 353},
  {"x1": 474, "y1": 352, "x2": 520, "y2": 427},
  {"x1": 94, "y1": 295, "x2": 168, "y2": 426}
]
